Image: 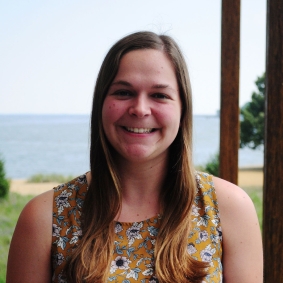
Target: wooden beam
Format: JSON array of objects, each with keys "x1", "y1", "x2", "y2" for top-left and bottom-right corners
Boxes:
[
  {"x1": 219, "y1": 0, "x2": 241, "y2": 184},
  {"x1": 263, "y1": 0, "x2": 283, "y2": 280}
]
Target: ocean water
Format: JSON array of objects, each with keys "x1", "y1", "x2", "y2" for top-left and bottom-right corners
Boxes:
[{"x1": 0, "y1": 115, "x2": 263, "y2": 179}]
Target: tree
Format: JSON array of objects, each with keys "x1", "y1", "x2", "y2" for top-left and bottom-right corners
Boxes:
[
  {"x1": 198, "y1": 152, "x2": 220, "y2": 177},
  {"x1": 200, "y1": 74, "x2": 265, "y2": 176},
  {"x1": 0, "y1": 156, "x2": 10, "y2": 199},
  {"x1": 240, "y1": 73, "x2": 265, "y2": 149},
  {"x1": 204, "y1": 152, "x2": 219, "y2": 177}
]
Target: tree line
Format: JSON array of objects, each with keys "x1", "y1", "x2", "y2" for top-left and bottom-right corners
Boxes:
[
  {"x1": 201, "y1": 72, "x2": 265, "y2": 176},
  {"x1": 240, "y1": 73, "x2": 265, "y2": 150}
]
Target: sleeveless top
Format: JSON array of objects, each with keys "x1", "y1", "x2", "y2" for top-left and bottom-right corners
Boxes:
[{"x1": 51, "y1": 172, "x2": 223, "y2": 283}]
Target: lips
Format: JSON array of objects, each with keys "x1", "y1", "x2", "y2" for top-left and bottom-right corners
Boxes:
[{"x1": 124, "y1": 127, "x2": 155, "y2": 134}]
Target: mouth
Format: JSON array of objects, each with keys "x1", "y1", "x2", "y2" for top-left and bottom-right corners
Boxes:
[{"x1": 123, "y1": 127, "x2": 156, "y2": 134}]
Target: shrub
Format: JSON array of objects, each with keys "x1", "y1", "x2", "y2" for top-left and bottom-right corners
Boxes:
[
  {"x1": 27, "y1": 173, "x2": 75, "y2": 183},
  {"x1": 198, "y1": 152, "x2": 219, "y2": 177},
  {"x1": 0, "y1": 157, "x2": 10, "y2": 199}
]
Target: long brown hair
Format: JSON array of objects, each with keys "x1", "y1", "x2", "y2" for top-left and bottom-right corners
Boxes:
[{"x1": 67, "y1": 31, "x2": 208, "y2": 282}]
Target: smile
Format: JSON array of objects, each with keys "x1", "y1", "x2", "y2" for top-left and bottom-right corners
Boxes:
[{"x1": 124, "y1": 127, "x2": 155, "y2": 134}]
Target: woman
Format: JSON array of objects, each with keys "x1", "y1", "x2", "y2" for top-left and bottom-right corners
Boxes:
[{"x1": 7, "y1": 31, "x2": 263, "y2": 283}]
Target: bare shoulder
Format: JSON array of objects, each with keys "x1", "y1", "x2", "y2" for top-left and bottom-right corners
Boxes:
[
  {"x1": 6, "y1": 189, "x2": 54, "y2": 283},
  {"x1": 212, "y1": 176, "x2": 254, "y2": 212},
  {"x1": 16, "y1": 189, "x2": 54, "y2": 230},
  {"x1": 212, "y1": 176, "x2": 263, "y2": 282},
  {"x1": 26, "y1": 188, "x2": 53, "y2": 208},
  {"x1": 212, "y1": 176, "x2": 260, "y2": 239}
]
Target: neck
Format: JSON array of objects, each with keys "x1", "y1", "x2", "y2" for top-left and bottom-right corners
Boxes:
[{"x1": 115, "y1": 155, "x2": 168, "y2": 222}]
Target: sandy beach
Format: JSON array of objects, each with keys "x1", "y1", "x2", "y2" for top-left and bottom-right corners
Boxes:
[
  {"x1": 10, "y1": 180, "x2": 61, "y2": 195},
  {"x1": 10, "y1": 168, "x2": 263, "y2": 196}
]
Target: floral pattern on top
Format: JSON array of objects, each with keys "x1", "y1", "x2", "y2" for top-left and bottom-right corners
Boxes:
[{"x1": 51, "y1": 172, "x2": 222, "y2": 283}]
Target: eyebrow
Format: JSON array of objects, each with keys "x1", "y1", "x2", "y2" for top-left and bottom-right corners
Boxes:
[
  {"x1": 111, "y1": 80, "x2": 173, "y2": 90},
  {"x1": 111, "y1": 80, "x2": 132, "y2": 87},
  {"x1": 152, "y1": 84, "x2": 170, "y2": 89}
]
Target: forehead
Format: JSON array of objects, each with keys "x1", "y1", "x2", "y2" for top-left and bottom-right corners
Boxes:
[
  {"x1": 120, "y1": 48, "x2": 174, "y2": 68},
  {"x1": 115, "y1": 49, "x2": 177, "y2": 83}
]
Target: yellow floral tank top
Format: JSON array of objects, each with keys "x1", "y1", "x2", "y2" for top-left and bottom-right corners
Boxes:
[{"x1": 51, "y1": 172, "x2": 222, "y2": 282}]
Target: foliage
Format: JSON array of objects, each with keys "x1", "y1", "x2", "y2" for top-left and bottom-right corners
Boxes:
[
  {"x1": 27, "y1": 173, "x2": 75, "y2": 183},
  {"x1": 198, "y1": 74, "x2": 265, "y2": 180},
  {"x1": 0, "y1": 192, "x2": 34, "y2": 282},
  {"x1": 245, "y1": 189, "x2": 263, "y2": 231},
  {"x1": 0, "y1": 156, "x2": 10, "y2": 199},
  {"x1": 198, "y1": 152, "x2": 219, "y2": 177},
  {"x1": 240, "y1": 73, "x2": 265, "y2": 149}
]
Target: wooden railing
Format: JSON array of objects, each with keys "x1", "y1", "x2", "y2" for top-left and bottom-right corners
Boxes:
[
  {"x1": 219, "y1": 0, "x2": 240, "y2": 185},
  {"x1": 220, "y1": 0, "x2": 283, "y2": 281},
  {"x1": 263, "y1": 0, "x2": 283, "y2": 280}
]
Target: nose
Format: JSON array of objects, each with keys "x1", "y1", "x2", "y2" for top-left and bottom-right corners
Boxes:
[{"x1": 128, "y1": 96, "x2": 151, "y2": 118}]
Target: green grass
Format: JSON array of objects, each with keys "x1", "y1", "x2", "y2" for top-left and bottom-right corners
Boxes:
[
  {"x1": 243, "y1": 186, "x2": 263, "y2": 230},
  {"x1": 0, "y1": 188, "x2": 263, "y2": 283},
  {"x1": 0, "y1": 192, "x2": 34, "y2": 282},
  {"x1": 27, "y1": 173, "x2": 75, "y2": 183}
]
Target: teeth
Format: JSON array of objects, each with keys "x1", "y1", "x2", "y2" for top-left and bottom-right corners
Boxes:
[{"x1": 126, "y1": 127, "x2": 153, "y2": 133}]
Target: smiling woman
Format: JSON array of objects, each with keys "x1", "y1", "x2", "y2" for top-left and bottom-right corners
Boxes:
[
  {"x1": 102, "y1": 49, "x2": 182, "y2": 163},
  {"x1": 6, "y1": 31, "x2": 263, "y2": 283}
]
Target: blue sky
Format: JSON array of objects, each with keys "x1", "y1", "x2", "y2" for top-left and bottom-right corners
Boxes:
[{"x1": 1, "y1": 0, "x2": 266, "y2": 115}]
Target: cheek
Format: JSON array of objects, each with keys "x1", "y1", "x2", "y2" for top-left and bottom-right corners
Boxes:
[
  {"x1": 102, "y1": 101, "x2": 119, "y2": 124},
  {"x1": 153, "y1": 107, "x2": 181, "y2": 126}
]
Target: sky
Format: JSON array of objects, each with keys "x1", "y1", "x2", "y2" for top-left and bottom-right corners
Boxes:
[{"x1": 0, "y1": 0, "x2": 266, "y2": 115}]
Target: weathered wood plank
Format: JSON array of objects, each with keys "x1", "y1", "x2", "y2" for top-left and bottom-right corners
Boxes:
[
  {"x1": 219, "y1": 0, "x2": 241, "y2": 184},
  {"x1": 263, "y1": 0, "x2": 283, "y2": 280}
]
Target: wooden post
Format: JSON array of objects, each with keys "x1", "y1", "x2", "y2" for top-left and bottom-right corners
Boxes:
[
  {"x1": 219, "y1": 0, "x2": 241, "y2": 184},
  {"x1": 263, "y1": 0, "x2": 283, "y2": 281}
]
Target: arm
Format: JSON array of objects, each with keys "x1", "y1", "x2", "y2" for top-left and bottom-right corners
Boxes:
[
  {"x1": 6, "y1": 190, "x2": 54, "y2": 283},
  {"x1": 213, "y1": 177, "x2": 263, "y2": 283}
]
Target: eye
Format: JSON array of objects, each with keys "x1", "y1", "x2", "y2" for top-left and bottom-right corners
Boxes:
[
  {"x1": 113, "y1": 90, "x2": 132, "y2": 97},
  {"x1": 152, "y1": 93, "x2": 169, "y2": 99}
]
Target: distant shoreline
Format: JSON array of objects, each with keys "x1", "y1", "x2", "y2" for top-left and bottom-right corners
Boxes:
[
  {"x1": 10, "y1": 167, "x2": 263, "y2": 196},
  {"x1": 238, "y1": 166, "x2": 263, "y2": 171}
]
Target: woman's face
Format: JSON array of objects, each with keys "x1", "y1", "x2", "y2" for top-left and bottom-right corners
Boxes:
[{"x1": 102, "y1": 49, "x2": 182, "y2": 164}]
